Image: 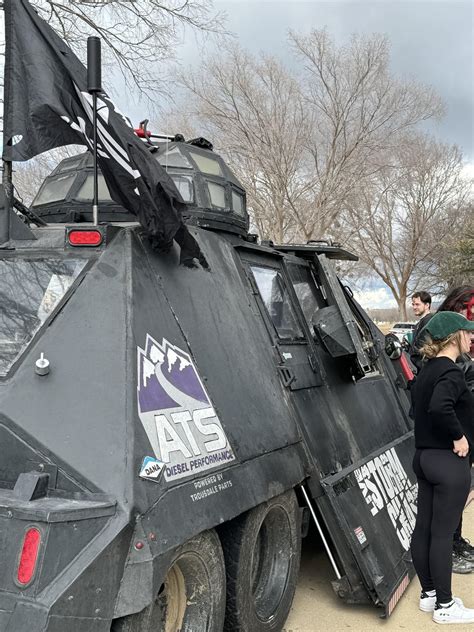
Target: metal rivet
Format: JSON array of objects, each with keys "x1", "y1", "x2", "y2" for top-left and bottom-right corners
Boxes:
[{"x1": 135, "y1": 541, "x2": 144, "y2": 550}]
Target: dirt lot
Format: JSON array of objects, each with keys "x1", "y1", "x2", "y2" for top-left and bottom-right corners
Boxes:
[{"x1": 283, "y1": 504, "x2": 474, "y2": 631}]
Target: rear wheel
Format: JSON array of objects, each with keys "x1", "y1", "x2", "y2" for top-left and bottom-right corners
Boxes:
[
  {"x1": 219, "y1": 489, "x2": 301, "y2": 631},
  {"x1": 112, "y1": 529, "x2": 226, "y2": 632}
]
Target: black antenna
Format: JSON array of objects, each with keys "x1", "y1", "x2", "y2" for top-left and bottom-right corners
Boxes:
[
  {"x1": 1, "y1": 0, "x2": 12, "y2": 244},
  {"x1": 87, "y1": 36, "x2": 102, "y2": 225}
]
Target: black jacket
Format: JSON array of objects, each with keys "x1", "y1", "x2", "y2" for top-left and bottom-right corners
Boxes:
[
  {"x1": 412, "y1": 357, "x2": 474, "y2": 450},
  {"x1": 410, "y1": 312, "x2": 434, "y2": 373}
]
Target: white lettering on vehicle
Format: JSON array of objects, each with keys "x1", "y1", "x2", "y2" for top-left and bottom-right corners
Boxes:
[{"x1": 354, "y1": 447, "x2": 417, "y2": 551}]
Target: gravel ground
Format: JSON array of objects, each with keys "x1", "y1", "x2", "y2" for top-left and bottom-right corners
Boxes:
[{"x1": 284, "y1": 503, "x2": 474, "y2": 631}]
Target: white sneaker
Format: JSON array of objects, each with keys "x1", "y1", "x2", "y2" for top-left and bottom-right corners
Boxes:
[
  {"x1": 433, "y1": 600, "x2": 474, "y2": 624},
  {"x1": 420, "y1": 593, "x2": 463, "y2": 613}
]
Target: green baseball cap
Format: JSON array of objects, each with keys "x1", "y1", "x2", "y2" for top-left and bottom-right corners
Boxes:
[{"x1": 423, "y1": 311, "x2": 474, "y2": 340}]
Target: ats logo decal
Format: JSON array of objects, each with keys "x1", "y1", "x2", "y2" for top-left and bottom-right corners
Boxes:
[{"x1": 137, "y1": 335, "x2": 235, "y2": 482}]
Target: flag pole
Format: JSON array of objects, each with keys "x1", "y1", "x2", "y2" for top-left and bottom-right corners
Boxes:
[
  {"x1": 1, "y1": 0, "x2": 12, "y2": 244},
  {"x1": 87, "y1": 36, "x2": 102, "y2": 226}
]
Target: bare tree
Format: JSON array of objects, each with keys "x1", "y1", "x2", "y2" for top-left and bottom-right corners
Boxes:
[
  {"x1": 289, "y1": 29, "x2": 445, "y2": 241},
  {"x1": 176, "y1": 44, "x2": 309, "y2": 242},
  {"x1": 420, "y1": 205, "x2": 474, "y2": 290},
  {"x1": 174, "y1": 32, "x2": 444, "y2": 244},
  {"x1": 0, "y1": 1, "x2": 227, "y2": 203},
  {"x1": 28, "y1": 0, "x2": 227, "y2": 105},
  {"x1": 0, "y1": 1, "x2": 227, "y2": 122},
  {"x1": 346, "y1": 134, "x2": 471, "y2": 318}
]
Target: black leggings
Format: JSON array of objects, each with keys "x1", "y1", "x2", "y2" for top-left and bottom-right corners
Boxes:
[
  {"x1": 453, "y1": 455, "x2": 473, "y2": 542},
  {"x1": 411, "y1": 449, "x2": 471, "y2": 603}
]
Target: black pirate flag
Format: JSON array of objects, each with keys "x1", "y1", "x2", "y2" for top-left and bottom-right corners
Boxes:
[{"x1": 2, "y1": 0, "x2": 206, "y2": 265}]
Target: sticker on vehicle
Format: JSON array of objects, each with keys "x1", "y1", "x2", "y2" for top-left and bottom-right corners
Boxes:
[
  {"x1": 137, "y1": 335, "x2": 235, "y2": 482},
  {"x1": 139, "y1": 456, "x2": 164, "y2": 481}
]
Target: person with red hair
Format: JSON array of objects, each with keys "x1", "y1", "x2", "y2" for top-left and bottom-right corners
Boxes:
[{"x1": 438, "y1": 286, "x2": 474, "y2": 359}]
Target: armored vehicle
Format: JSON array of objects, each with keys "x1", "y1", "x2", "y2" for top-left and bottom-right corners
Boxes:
[{"x1": 0, "y1": 134, "x2": 416, "y2": 632}]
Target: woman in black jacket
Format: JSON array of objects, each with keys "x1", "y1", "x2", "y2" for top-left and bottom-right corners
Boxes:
[
  {"x1": 437, "y1": 285, "x2": 474, "y2": 570},
  {"x1": 410, "y1": 311, "x2": 474, "y2": 624}
]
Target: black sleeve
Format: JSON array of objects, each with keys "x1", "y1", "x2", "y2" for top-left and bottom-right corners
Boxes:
[
  {"x1": 410, "y1": 317, "x2": 431, "y2": 373},
  {"x1": 458, "y1": 355, "x2": 474, "y2": 394},
  {"x1": 427, "y1": 369, "x2": 465, "y2": 441}
]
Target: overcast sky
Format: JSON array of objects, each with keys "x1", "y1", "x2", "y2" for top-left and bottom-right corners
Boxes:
[
  {"x1": 204, "y1": 0, "x2": 473, "y2": 162},
  {"x1": 121, "y1": 1, "x2": 474, "y2": 310},
  {"x1": 181, "y1": 0, "x2": 472, "y2": 310}
]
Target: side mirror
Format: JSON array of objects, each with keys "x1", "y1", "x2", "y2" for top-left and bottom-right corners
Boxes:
[
  {"x1": 385, "y1": 334, "x2": 402, "y2": 360},
  {"x1": 312, "y1": 305, "x2": 357, "y2": 358}
]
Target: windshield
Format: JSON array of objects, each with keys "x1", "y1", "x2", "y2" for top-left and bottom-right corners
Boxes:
[{"x1": 0, "y1": 258, "x2": 86, "y2": 376}]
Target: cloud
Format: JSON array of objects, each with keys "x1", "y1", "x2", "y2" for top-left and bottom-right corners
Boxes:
[{"x1": 354, "y1": 287, "x2": 398, "y2": 310}]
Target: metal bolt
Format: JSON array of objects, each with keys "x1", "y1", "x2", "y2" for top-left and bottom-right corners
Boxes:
[{"x1": 35, "y1": 352, "x2": 50, "y2": 376}]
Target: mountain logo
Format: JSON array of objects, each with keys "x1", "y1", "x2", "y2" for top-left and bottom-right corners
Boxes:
[{"x1": 137, "y1": 335, "x2": 235, "y2": 482}]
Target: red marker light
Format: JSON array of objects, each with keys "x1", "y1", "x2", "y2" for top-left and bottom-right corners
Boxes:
[
  {"x1": 17, "y1": 528, "x2": 41, "y2": 586},
  {"x1": 68, "y1": 230, "x2": 103, "y2": 247},
  {"x1": 400, "y1": 354, "x2": 414, "y2": 382},
  {"x1": 134, "y1": 128, "x2": 151, "y2": 138}
]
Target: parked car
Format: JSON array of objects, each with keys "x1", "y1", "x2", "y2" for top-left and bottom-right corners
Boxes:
[{"x1": 389, "y1": 322, "x2": 416, "y2": 343}]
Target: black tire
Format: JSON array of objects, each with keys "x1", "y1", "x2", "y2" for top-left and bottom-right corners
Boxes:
[
  {"x1": 112, "y1": 529, "x2": 226, "y2": 632},
  {"x1": 219, "y1": 489, "x2": 301, "y2": 632}
]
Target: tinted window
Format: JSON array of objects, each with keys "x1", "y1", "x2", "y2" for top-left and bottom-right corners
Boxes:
[
  {"x1": 232, "y1": 190, "x2": 245, "y2": 216},
  {"x1": 189, "y1": 151, "x2": 223, "y2": 176},
  {"x1": 55, "y1": 158, "x2": 82, "y2": 174},
  {"x1": 76, "y1": 174, "x2": 113, "y2": 201},
  {"x1": 251, "y1": 266, "x2": 304, "y2": 340},
  {"x1": 0, "y1": 258, "x2": 86, "y2": 376},
  {"x1": 32, "y1": 173, "x2": 77, "y2": 206},
  {"x1": 156, "y1": 146, "x2": 192, "y2": 169},
  {"x1": 287, "y1": 264, "x2": 324, "y2": 327},
  {"x1": 207, "y1": 182, "x2": 226, "y2": 208},
  {"x1": 171, "y1": 174, "x2": 194, "y2": 203}
]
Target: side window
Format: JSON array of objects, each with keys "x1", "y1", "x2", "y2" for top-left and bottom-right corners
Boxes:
[
  {"x1": 207, "y1": 181, "x2": 226, "y2": 209},
  {"x1": 250, "y1": 266, "x2": 304, "y2": 340},
  {"x1": 231, "y1": 189, "x2": 245, "y2": 216},
  {"x1": 170, "y1": 174, "x2": 194, "y2": 203},
  {"x1": 189, "y1": 151, "x2": 223, "y2": 176},
  {"x1": 286, "y1": 264, "x2": 325, "y2": 328}
]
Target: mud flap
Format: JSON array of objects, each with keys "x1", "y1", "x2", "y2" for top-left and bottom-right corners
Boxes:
[{"x1": 319, "y1": 432, "x2": 416, "y2": 616}]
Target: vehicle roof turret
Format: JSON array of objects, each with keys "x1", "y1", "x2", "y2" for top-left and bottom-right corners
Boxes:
[{"x1": 31, "y1": 133, "x2": 249, "y2": 236}]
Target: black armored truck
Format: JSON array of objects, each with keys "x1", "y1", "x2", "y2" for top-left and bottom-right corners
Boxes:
[{"x1": 0, "y1": 132, "x2": 418, "y2": 632}]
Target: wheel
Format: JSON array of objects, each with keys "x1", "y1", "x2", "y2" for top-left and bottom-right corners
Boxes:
[
  {"x1": 112, "y1": 529, "x2": 226, "y2": 632},
  {"x1": 219, "y1": 489, "x2": 301, "y2": 632}
]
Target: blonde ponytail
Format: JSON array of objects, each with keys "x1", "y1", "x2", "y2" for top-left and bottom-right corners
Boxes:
[{"x1": 420, "y1": 331, "x2": 463, "y2": 359}]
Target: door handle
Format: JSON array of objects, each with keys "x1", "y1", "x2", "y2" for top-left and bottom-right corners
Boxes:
[{"x1": 278, "y1": 365, "x2": 296, "y2": 387}]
